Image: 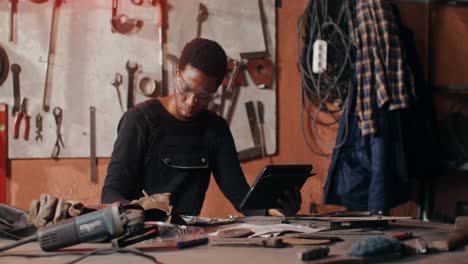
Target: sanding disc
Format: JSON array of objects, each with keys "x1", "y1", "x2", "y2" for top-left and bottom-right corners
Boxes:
[
  {"x1": 282, "y1": 237, "x2": 331, "y2": 245},
  {"x1": 0, "y1": 43, "x2": 9, "y2": 87},
  {"x1": 218, "y1": 228, "x2": 254, "y2": 238}
]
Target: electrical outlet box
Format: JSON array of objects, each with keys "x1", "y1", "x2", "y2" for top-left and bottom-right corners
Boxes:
[{"x1": 312, "y1": 39, "x2": 327, "y2": 74}]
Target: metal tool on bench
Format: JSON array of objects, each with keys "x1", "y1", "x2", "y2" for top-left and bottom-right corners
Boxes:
[
  {"x1": 111, "y1": 73, "x2": 124, "y2": 111},
  {"x1": 210, "y1": 237, "x2": 287, "y2": 248},
  {"x1": 37, "y1": 204, "x2": 146, "y2": 251},
  {"x1": 51, "y1": 107, "x2": 64, "y2": 159},
  {"x1": 13, "y1": 97, "x2": 30, "y2": 140},
  {"x1": 10, "y1": 63, "x2": 21, "y2": 116},
  {"x1": 42, "y1": 0, "x2": 62, "y2": 112},
  {"x1": 111, "y1": 0, "x2": 143, "y2": 34}
]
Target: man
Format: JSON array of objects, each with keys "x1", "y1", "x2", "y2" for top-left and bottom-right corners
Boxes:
[{"x1": 101, "y1": 38, "x2": 301, "y2": 217}]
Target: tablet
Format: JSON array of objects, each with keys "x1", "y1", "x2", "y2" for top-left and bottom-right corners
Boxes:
[{"x1": 239, "y1": 164, "x2": 314, "y2": 211}]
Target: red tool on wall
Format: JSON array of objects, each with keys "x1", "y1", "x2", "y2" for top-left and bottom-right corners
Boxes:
[{"x1": 13, "y1": 97, "x2": 30, "y2": 140}]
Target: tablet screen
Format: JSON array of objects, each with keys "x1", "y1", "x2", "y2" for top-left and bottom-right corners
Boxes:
[{"x1": 239, "y1": 164, "x2": 314, "y2": 211}]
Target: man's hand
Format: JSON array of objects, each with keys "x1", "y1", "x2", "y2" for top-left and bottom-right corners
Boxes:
[{"x1": 267, "y1": 186, "x2": 302, "y2": 217}]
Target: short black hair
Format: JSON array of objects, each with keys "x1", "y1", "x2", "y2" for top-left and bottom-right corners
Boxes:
[{"x1": 178, "y1": 38, "x2": 228, "y2": 87}]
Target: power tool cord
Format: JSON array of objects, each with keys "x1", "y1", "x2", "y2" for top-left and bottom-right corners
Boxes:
[
  {"x1": 0, "y1": 234, "x2": 37, "y2": 251},
  {"x1": 0, "y1": 247, "x2": 160, "y2": 264},
  {"x1": 0, "y1": 235, "x2": 160, "y2": 264},
  {"x1": 297, "y1": 0, "x2": 355, "y2": 156}
]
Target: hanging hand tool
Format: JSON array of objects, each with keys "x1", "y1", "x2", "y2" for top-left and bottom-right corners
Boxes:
[
  {"x1": 222, "y1": 59, "x2": 247, "y2": 88},
  {"x1": 9, "y1": 0, "x2": 19, "y2": 42},
  {"x1": 238, "y1": 101, "x2": 263, "y2": 161},
  {"x1": 0, "y1": 44, "x2": 9, "y2": 87},
  {"x1": 89, "y1": 107, "x2": 97, "y2": 183},
  {"x1": 13, "y1": 97, "x2": 30, "y2": 140},
  {"x1": 256, "y1": 101, "x2": 266, "y2": 158},
  {"x1": 240, "y1": 52, "x2": 274, "y2": 89},
  {"x1": 51, "y1": 107, "x2": 64, "y2": 159},
  {"x1": 196, "y1": 3, "x2": 208, "y2": 38},
  {"x1": 137, "y1": 75, "x2": 159, "y2": 97},
  {"x1": 111, "y1": 0, "x2": 143, "y2": 34},
  {"x1": 223, "y1": 60, "x2": 242, "y2": 125},
  {"x1": 126, "y1": 61, "x2": 138, "y2": 109},
  {"x1": 0, "y1": 104, "x2": 6, "y2": 203},
  {"x1": 130, "y1": 0, "x2": 144, "y2": 5},
  {"x1": 35, "y1": 113, "x2": 43, "y2": 142},
  {"x1": 42, "y1": 0, "x2": 62, "y2": 112},
  {"x1": 111, "y1": 73, "x2": 124, "y2": 111},
  {"x1": 210, "y1": 58, "x2": 247, "y2": 116},
  {"x1": 10, "y1": 63, "x2": 21, "y2": 116},
  {"x1": 155, "y1": 0, "x2": 167, "y2": 96}
]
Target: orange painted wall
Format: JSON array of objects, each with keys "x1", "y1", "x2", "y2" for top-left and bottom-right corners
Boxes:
[{"x1": 7, "y1": 1, "x2": 467, "y2": 219}]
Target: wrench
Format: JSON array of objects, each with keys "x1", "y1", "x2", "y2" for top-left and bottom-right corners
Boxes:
[
  {"x1": 126, "y1": 61, "x2": 138, "y2": 109},
  {"x1": 11, "y1": 63, "x2": 21, "y2": 116}
]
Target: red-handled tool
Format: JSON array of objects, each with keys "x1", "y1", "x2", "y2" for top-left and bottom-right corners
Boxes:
[{"x1": 13, "y1": 97, "x2": 30, "y2": 140}]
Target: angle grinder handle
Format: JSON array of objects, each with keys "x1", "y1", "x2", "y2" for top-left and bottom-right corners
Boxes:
[{"x1": 37, "y1": 205, "x2": 125, "y2": 251}]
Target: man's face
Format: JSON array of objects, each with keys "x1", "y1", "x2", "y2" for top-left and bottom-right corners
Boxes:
[{"x1": 174, "y1": 64, "x2": 218, "y2": 121}]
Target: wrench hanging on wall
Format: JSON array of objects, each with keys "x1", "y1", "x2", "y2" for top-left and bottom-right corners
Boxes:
[
  {"x1": 126, "y1": 61, "x2": 138, "y2": 109},
  {"x1": 42, "y1": 0, "x2": 62, "y2": 112},
  {"x1": 10, "y1": 63, "x2": 21, "y2": 116}
]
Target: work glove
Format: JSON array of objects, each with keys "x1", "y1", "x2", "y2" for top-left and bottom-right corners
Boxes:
[
  {"x1": 131, "y1": 192, "x2": 172, "y2": 212},
  {"x1": 27, "y1": 193, "x2": 85, "y2": 228},
  {"x1": 130, "y1": 192, "x2": 174, "y2": 222}
]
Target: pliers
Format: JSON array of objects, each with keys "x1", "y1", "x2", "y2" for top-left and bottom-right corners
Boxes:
[{"x1": 13, "y1": 97, "x2": 30, "y2": 140}]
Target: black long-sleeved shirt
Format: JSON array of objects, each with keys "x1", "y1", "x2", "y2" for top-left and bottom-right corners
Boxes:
[{"x1": 101, "y1": 99, "x2": 252, "y2": 215}]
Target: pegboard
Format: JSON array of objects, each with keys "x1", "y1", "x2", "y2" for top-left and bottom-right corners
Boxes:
[{"x1": 0, "y1": 0, "x2": 276, "y2": 159}]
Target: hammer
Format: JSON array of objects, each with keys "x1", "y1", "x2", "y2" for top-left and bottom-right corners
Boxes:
[{"x1": 209, "y1": 237, "x2": 287, "y2": 248}]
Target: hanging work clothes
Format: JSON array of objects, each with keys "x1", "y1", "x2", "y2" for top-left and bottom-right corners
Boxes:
[
  {"x1": 323, "y1": 84, "x2": 410, "y2": 213},
  {"x1": 350, "y1": 0, "x2": 415, "y2": 135}
]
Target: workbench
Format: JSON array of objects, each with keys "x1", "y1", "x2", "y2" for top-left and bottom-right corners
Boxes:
[{"x1": 0, "y1": 217, "x2": 467, "y2": 264}]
